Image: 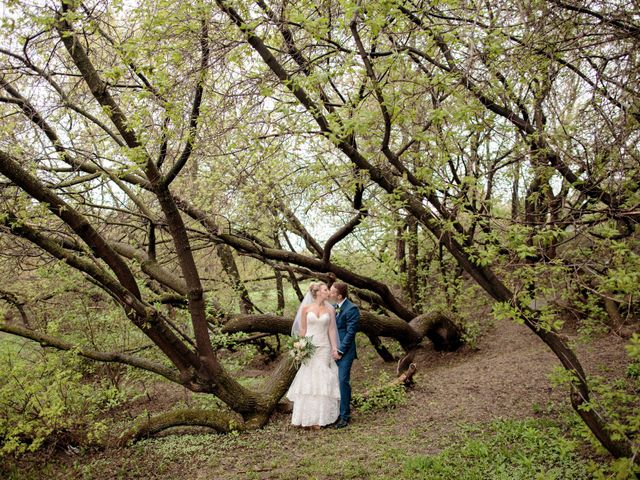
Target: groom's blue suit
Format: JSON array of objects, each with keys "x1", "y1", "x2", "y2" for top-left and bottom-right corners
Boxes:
[{"x1": 335, "y1": 298, "x2": 359, "y2": 422}]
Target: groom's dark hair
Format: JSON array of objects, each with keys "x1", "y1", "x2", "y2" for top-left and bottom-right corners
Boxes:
[{"x1": 333, "y1": 282, "x2": 348, "y2": 299}]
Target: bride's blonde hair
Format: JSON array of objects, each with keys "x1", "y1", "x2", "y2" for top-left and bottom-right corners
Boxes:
[{"x1": 308, "y1": 282, "x2": 325, "y2": 299}]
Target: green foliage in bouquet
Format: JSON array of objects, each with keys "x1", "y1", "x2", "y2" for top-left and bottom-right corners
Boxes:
[{"x1": 286, "y1": 335, "x2": 316, "y2": 368}]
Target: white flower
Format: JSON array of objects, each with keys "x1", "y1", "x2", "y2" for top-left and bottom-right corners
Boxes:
[{"x1": 288, "y1": 334, "x2": 316, "y2": 367}]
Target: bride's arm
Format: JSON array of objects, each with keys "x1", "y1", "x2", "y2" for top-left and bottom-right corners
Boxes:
[
  {"x1": 299, "y1": 306, "x2": 309, "y2": 337},
  {"x1": 328, "y1": 308, "x2": 339, "y2": 354}
]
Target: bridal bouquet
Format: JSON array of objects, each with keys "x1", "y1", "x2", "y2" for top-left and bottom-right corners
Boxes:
[{"x1": 288, "y1": 335, "x2": 316, "y2": 367}]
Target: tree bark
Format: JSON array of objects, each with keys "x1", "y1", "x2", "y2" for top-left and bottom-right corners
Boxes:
[
  {"x1": 366, "y1": 334, "x2": 396, "y2": 362},
  {"x1": 410, "y1": 312, "x2": 463, "y2": 352},
  {"x1": 406, "y1": 216, "x2": 419, "y2": 308},
  {"x1": 116, "y1": 409, "x2": 243, "y2": 446}
]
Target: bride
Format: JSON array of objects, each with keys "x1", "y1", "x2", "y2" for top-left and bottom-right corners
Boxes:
[{"x1": 286, "y1": 282, "x2": 340, "y2": 428}]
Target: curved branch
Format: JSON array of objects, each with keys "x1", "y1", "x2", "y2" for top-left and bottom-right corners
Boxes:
[
  {"x1": 0, "y1": 150, "x2": 141, "y2": 300},
  {"x1": 359, "y1": 311, "x2": 420, "y2": 348},
  {"x1": 322, "y1": 209, "x2": 367, "y2": 264},
  {"x1": 549, "y1": 0, "x2": 640, "y2": 36},
  {"x1": 111, "y1": 242, "x2": 188, "y2": 295},
  {"x1": 0, "y1": 288, "x2": 30, "y2": 326},
  {"x1": 163, "y1": 19, "x2": 209, "y2": 186},
  {"x1": 116, "y1": 408, "x2": 242, "y2": 446},
  {"x1": 276, "y1": 200, "x2": 324, "y2": 257},
  {"x1": 322, "y1": 182, "x2": 368, "y2": 264},
  {"x1": 221, "y1": 314, "x2": 292, "y2": 335},
  {"x1": 0, "y1": 323, "x2": 182, "y2": 384},
  {"x1": 52, "y1": 172, "x2": 101, "y2": 189}
]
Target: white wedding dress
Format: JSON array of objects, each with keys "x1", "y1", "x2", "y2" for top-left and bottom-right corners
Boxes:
[{"x1": 286, "y1": 312, "x2": 340, "y2": 426}]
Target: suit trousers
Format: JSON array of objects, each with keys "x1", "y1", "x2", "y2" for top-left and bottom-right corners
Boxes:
[{"x1": 336, "y1": 350, "x2": 355, "y2": 421}]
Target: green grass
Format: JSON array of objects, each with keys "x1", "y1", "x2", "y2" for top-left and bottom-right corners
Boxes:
[
  {"x1": 7, "y1": 416, "x2": 604, "y2": 480},
  {"x1": 402, "y1": 418, "x2": 592, "y2": 480}
]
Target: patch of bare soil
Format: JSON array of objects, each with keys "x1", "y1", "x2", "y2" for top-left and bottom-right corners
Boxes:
[{"x1": 343, "y1": 319, "x2": 632, "y2": 452}]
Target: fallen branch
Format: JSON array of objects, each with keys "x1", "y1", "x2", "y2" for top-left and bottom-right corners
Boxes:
[{"x1": 358, "y1": 363, "x2": 417, "y2": 401}]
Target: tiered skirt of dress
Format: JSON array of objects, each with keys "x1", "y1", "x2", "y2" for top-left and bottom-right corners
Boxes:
[{"x1": 286, "y1": 344, "x2": 340, "y2": 426}]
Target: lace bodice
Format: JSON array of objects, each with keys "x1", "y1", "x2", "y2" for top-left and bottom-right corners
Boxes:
[{"x1": 306, "y1": 311, "x2": 331, "y2": 346}]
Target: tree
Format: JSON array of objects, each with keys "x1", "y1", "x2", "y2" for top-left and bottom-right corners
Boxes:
[
  {"x1": 207, "y1": 0, "x2": 638, "y2": 457},
  {"x1": 0, "y1": 0, "x2": 637, "y2": 458},
  {"x1": 0, "y1": 0, "x2": 458, "y2": 445}
]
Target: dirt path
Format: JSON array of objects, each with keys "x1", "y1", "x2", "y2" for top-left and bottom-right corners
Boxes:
[{"x1": 342, "y1": 319, "x2": 630, "y2": 452}]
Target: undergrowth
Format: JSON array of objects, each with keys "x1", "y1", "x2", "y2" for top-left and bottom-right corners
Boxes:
[{"x1": 403, "y1": 418, "x2": 594, "y2": 480}]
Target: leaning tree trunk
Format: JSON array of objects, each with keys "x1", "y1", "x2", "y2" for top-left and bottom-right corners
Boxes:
[{"x1": 406, "y1": 216, "x2": 419, "y2": 308}]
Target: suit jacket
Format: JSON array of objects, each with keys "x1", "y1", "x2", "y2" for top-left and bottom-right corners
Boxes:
[{"x1": 336, "y1": 298, "x2": 359, "y2": 359}]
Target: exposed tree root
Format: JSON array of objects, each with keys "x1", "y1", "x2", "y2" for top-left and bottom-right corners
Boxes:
[{"x1": 115, "y1": 409, "x2": 252, "y2": 447}]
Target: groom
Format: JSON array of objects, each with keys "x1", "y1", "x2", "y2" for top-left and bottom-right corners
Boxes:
[{"x1": 329, "y1": 282, "x2": 360, "y2": 429}]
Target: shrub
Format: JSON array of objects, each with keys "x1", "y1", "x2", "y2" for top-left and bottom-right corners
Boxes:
[
  {"x1": 0, "y1": 337, "x2": 128, "y2": 458},
  {"x1": 352, "y1": 372, "x2": 406, "y2": 412}
]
